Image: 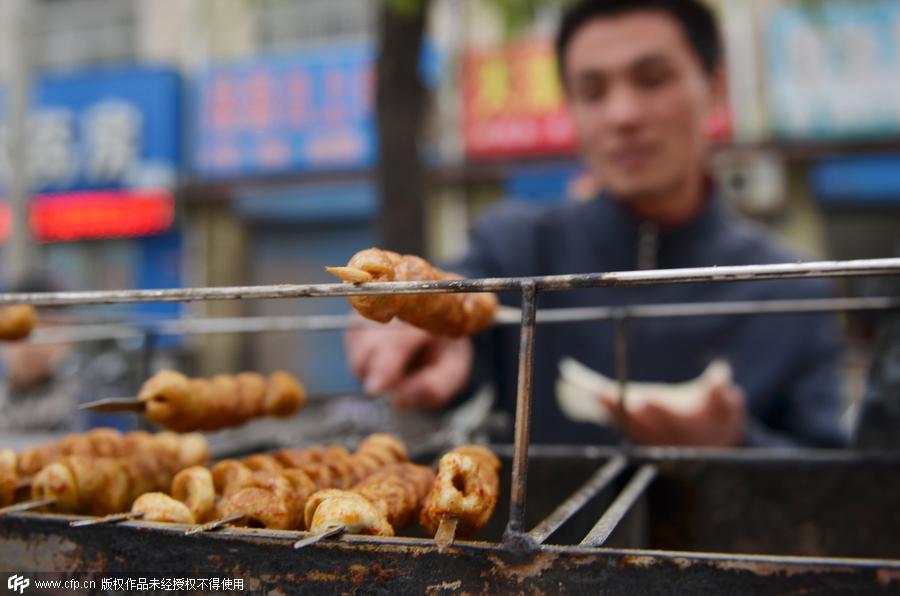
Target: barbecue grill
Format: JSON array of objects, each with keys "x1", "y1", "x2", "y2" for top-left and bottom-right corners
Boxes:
[{"x1": 2, "y1": 258, "x2": 900, "y2": 595}]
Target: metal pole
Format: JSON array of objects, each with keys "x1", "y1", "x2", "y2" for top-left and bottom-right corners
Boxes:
[
  {"x1": 504, "y1": 281, "x2": 538, "y2": 549},
  {"x1": 1, "y1": 258, "x2": 899, "y2": 305},
  {"x1": 614, "y1": 310, "x2": 631, "y2": 447},
  {"x1": 3, "y1": 0, "x2": 38, "y2": 283}
]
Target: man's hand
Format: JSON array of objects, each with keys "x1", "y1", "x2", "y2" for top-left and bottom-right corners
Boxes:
[
  {"x1": 598, "y1": 378, "x2": 747, "y2": 447},
  {"x1": 345, "y1": 318, "x2": 473, "y2": 410}
]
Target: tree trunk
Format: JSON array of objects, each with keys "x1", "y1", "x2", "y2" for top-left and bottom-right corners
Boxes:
[{"x1": 375, "y1": 0, "x2": 431, "y2": 256}]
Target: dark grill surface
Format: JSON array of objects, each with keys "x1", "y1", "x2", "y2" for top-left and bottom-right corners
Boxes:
[{"x1": 4, "y1": 447, "x2": 900, "y2": 595}]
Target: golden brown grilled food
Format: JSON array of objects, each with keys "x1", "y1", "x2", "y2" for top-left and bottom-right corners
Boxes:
[
  {"x1": 171, "y1": 466, "x2": 216, "y2": 523},
  {"x1": 304, "y1": 489, "x2": 393, "y2": 536},
  {"x1": 0, "y1": 305, "x2": 37, "y2": 341},
  {"x1": 420, "y1": 445, "x2": 501, "y2": 539},
  {"x1": 304, "y1": 462, "x2": 435, "y2": 537},
  {"x1": 27, "y1": 432, "x2": 207, "y2": 516},
  {"x1": 327, "y1": 248, "x2": 497, "y2": 337},
  {"x1": 15, "y1": 430, "x2": 208, "y2": 478},
  {"x1": 210, "y1": 460, "x2": 254, "y2": 498},
  {"x1": 264, "y1": 370, "x2": 307, "y2": 417},
  {"x1": 138, "y1": 370, "x2": 306, "y2": 432},
  {"x1": 215, "y1": 434, "x2": 409, "y2": 531},
  {"x1": 219, "y1": 471, "x2": 298, "y2": 530},
  {"x1": 132, "y1": 492, "x2": 195, "y2": 524},
  {"x1": 0, "y1": 449, "x2": 17, "y2": 507}
]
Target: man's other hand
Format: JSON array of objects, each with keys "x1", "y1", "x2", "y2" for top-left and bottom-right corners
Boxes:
[
  {"x1": 598, "y1": 377, "x2": 747, "y2": 447},
  {"x1": 345, "y1": 318, "x2": 473, "y2": 410}
]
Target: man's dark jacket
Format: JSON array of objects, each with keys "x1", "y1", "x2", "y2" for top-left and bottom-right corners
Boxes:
[{"x1": 455, "y1": 192, "x2": 845, "y2": 447}]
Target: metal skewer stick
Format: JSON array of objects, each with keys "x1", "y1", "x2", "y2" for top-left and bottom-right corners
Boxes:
[
  {"x1": 293, "y1": 524, "x2": 346, "y2": 550},
  {"x1": 70, "y1": 511, "x2": 145, "y2": 527},
  {"x1": 184, "y1": 513, "x2": 246, "y2": 535},
  {"x1": 0, "y1": 498, "x2": 56, "y2": 515},
  {"x1": 434, "y1": 517, "x2": 458, "y2": 551}
]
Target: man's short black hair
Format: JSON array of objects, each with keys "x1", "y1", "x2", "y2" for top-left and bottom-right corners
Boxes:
[{"x1": 556, "y1": 0, "x2": 722, "y2": 79}]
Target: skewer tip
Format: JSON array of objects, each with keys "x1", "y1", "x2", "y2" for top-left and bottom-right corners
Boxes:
[
  {"x1": 0, "y1": 497, "x2": 56, "y2": 516},
  {"x1": 78, "y1": 397, "x2": 146, "y2": 413},
  {"x1": 325, "y1": 266, "x2": 373, "y2": 284},
  {"x1": 184, "y1": 513, "x2": 245, "y2": 535},
  {"x1": 293, "y1": 524, "x2": 345, "y2": 550},
  {"x1": 434, "y1": 517, "x2": 458, "y2": 552},
  {"x1": 70, "y1": 511, "x2": 144, "y2": 528}
]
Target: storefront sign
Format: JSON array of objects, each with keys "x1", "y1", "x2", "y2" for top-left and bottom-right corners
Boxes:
[
  {"x1": 766, "y1": 1, "x2": 900, "y2": 139},
  {"x1": 0, "y1": 188, "x2": 174, "y2": 242},
  {"x1": 461, "y1": 40, "x2": 576, "y2": 158},
  {"x1": 0, "y1": 66, "x2": 182, "y2": 192},
  {"x1": 192, "y1": 45, "x2": 375, "y2": 177}
]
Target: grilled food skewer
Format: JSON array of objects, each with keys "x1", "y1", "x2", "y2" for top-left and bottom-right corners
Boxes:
[
  {"x1": 326, "y1": 247, "x2": 498, "y2": 337},
  {"x1": 190, "y1": 435, "x2": 409, "y2": 535},
  {"x1": 0, "y1": 304, "x2": 37, "y2": 341},
  {"x1": 298, "y1": 462, "x2": 436, "y2": 549},
  {"x1": 78, "y1": 370, "x2": 306, "y2": 432},
  {"x1": 420, "y1": 445, "x2": 501, "y2": 543}
]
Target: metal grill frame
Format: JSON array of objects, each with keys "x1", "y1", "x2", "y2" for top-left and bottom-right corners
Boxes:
[{"x1": 2, "y1": 257, "x2": 900, "y2": 593}]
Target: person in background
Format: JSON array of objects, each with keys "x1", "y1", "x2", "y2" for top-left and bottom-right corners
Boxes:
[{"x1": 346, "y1": 0, "x2": 845, "y2": 448}]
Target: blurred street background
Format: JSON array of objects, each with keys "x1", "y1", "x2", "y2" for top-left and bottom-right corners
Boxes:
[{"x1": 0, "y1": 0, "x2": 898, "y2": 437}]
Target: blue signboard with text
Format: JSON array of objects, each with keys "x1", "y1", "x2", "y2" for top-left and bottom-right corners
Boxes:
[
  {"x1": 192, "y1": 45, "x2": 376, "y2": 178},
  {"x1": 0, "y1": 66, "x2": 183, "y2": 193}
]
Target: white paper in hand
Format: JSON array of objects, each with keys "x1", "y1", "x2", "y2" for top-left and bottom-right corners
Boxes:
[{"x1": 555, "y1": 358, "x2": 733, "y2": 426}]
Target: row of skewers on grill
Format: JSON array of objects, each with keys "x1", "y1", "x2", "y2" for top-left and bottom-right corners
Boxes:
[
  {"x1": 78, "y1": 369, "x2": 307, "y2": 432},
  {"x1": 0, "y1": 429, "x2": 500, "y2": 549}
]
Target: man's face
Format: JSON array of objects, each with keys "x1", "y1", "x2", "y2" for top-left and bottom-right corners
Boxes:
[{"x1": 563, "y1": 12, "x2": 721, "y2": 201}]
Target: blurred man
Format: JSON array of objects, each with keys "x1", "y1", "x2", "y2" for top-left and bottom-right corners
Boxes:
[{"x1": 346, "y1": 0, "x2": 845, "y2": 447}]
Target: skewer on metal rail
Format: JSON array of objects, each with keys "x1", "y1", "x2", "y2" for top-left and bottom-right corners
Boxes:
[
  {"x1": 70, "y1": 511, "x2": 145, "y2": 527},
  {"x1": 293, "y1": 524, "x2": 346, "y2": 550},
  {"x1": 1, "y1": 258, "x2": 898, "y2": 307},
  {"x1": 184, "y1": 513, "x2": 246, "y2": 535},
  {"x1": 0, "y1": 498, "x2": 56, "y2": 515}
]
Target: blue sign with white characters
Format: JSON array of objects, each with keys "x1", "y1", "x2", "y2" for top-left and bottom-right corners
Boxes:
[
  {"x1": 192, "y1": 45, "x2": 376, "y2": 178},
  {"x1": 766, "y1": 1, "x2": 900, "y2": 139},
  {"x1": 0, "y1": 66, "x2": 183, "y2": 193}
]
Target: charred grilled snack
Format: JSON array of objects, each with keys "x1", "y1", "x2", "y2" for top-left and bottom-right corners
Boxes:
[
  {"x1": 218, "y1": 471, "x2": 298, "y2": 530},
  {"x1": 352, "y1": 463, "x2": 435, "y2": 530},
  {"x1": 215, "y1": 434, "x2": 409, "y2": 531},
  {"x1": 138, "y1": 370, "x2": 306, "y2": 432},
  {"x1": 171, "y1": 466, "x2": 216, "y2": 523},
  {"x1": 326, "y1": 248, "x2": 497, "y2": 337},
  {"x1": 0, "y1": 305, "x2": 37, "y2": 341},
  {"x1": 132, "y1": 492, "x2": 195, "y2": 524},
  {"x1": 211, "y1": 460, "x2": 254, "y2": 498},
  {"x1": 15, "y1": 430, "x2": 208, "y2": 478},
  {"x1": 0, "y1": 450, "x2": 17, "y2": 507},
  {"x1": 304, "y1": 489, "x2": 393, "y2": 536},
  {"x1": 304, "y1": 462, "x2": 435, "y2": 537},
  {"x1": 420, "y1": 445, "x2": 501, "y2": 539},
  {"x1": 28, "y1": 433, "x2": 205, "y2": 517}
]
